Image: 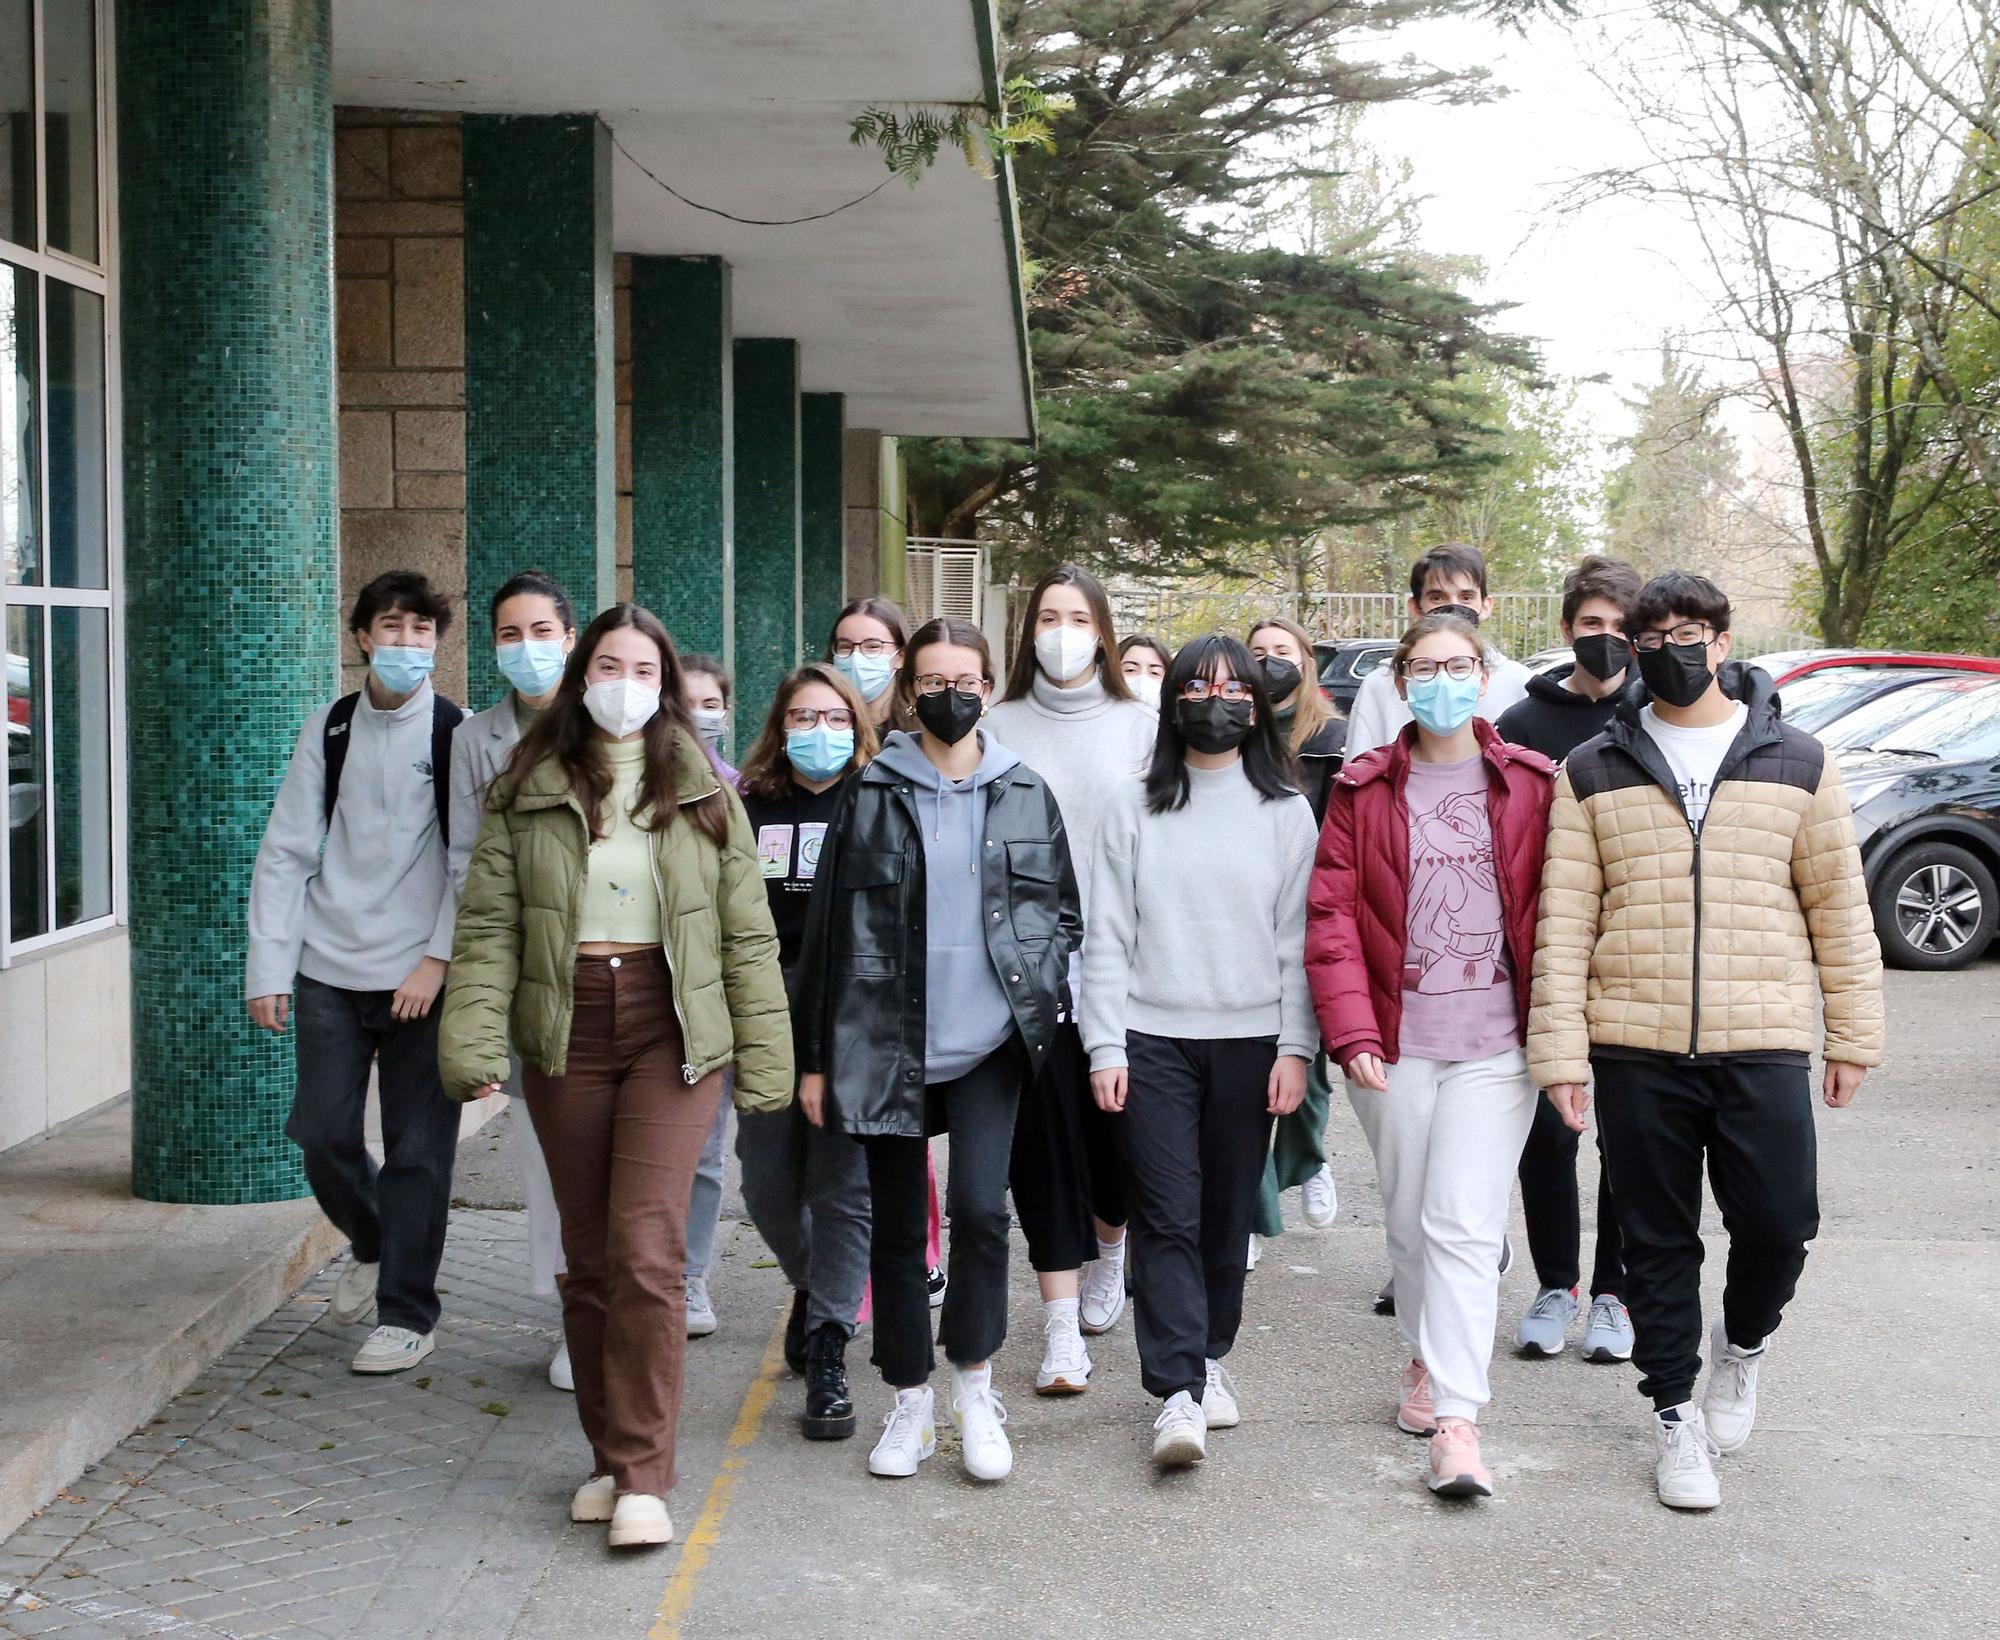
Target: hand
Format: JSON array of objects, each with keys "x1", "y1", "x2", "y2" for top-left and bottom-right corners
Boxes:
[
  {"x1": 391, "y1": 957, "x2": 448, "y2": 1022},
  {"x1": 799, "y1": 1073, "x2": 827, "y2": 1128},
  {"x1": 247, "y1": 994, "x2": 290, "y2": 1033},
  {"x1": 471, "y1": 1082, "x2": 503, "y2": 1100},
  {"x1": 1547, "y1": 1082, "x2": 1591, "y2": 1133},
  {"x1": 1344, "y1": 1052, "x2": 1388, "y2": 1093},
  {"x1": 1091, "y1": 1067, "x2": 1128, "y2": 1112},
  {"x1": 1267, "y1": 1054, "x2": 1308, "y2": 1115},
  {"x1": 1822, "y1": 1061, "x2": 1867, "y2": 1108}
]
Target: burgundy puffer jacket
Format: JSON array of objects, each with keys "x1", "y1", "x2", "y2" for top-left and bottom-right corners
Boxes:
[{"x1": 1305, "y1": 719, "x2": 1554, "y2": 1069}]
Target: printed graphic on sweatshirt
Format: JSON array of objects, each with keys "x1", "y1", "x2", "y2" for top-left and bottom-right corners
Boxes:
[
  {"x1": 1403, "y1": 790, "x2": 1509, "y2": 994},
  {"x1": 757, "y1": 824, "x2": 793, "y2": 879},
  {"x1": 797, "y1": 823, "x2": 827, "y2": 880}
]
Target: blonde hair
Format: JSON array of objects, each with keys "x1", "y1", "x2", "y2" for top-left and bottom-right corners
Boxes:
[{"x1": 1248, "y1": 615, "x2": 1336, "y2": 754}]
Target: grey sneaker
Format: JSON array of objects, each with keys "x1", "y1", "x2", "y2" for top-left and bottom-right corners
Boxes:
[
  {"x1": 1582, "y1": 1294, "x2": 1635, "y2": 1363},
  {"x1": 1515, "y1": 1286, "x2": 1580, "y2": 1357}
]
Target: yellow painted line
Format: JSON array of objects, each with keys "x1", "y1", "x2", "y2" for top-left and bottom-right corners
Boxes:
[{"x1": 648, "y1": 1315, "x2": 788, "y2": 1639}]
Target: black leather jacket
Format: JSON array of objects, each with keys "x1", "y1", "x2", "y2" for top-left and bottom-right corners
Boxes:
[{"x1": 795, "y1": 756, "x2": 1082, "y2": 1137}]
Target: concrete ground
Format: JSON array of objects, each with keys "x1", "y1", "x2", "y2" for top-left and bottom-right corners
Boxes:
[{"x1": 1, "y1": 963, "x2": 1993, "y2": 1640}]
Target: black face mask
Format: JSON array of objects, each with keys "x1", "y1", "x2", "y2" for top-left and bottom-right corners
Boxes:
[
  {"x1": 1637, "y1": 641, "x2": 1715, "y2": 709},
  {"x1": 1260, "y1": 656, "x2": 1302, "y2": 703},
  {"x1": 1572, "y1": 633, "x2": 1633, "y2": 683},
  {"x1": 1177, "y1": 696, "x2": 1255, "y2": 754},
  {"x1": 1427, "y1": 602, "x2": 1482, "y2": 627},
  {"x1": 915, "y1": 688, "x2": 983, "y2": 746}
]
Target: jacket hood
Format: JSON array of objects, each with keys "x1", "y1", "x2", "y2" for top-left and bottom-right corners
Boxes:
[
  {"x1": 1338, "y1": 715, "x2": 1553, "y2": 790},
  {"x1": 1611, "y1": 657, "x2": 1778, "y2": 735},
  {"x1": 1525, "y1": 664, "x2": 1633, "y2": 711},
  {"x1": 504, "y1": 725, "x2": 721, "y2": 813},
  {"x1": 868, "y1": 728, "x2": 1022, "y2": 790}
]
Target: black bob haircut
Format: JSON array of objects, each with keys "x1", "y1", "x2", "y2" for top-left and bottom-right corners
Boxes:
[
  {"x1": 1143, "y1": 633, "x2": 1298, "y2": 815},
  {"x1": 349, "y1": 569, "x2": 452, "y2": 637},
  {"x1": 1633, "y1": 571, "x2": 1732, "y2": 634},
  {"x1": 488, "y1": 569, "x2": 577, "y2": 633}
]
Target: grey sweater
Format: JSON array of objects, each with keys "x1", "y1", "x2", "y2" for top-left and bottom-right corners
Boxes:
[
  {"x1": 245, "y1": 682, "x2": 455, "y2": 998},
  {"x1": 872, "y1": 731, "x2": 1021, "y2": 1084},
  {"x1": 1081, "y1": 760, "x2": 1320, "y2": 1072}
]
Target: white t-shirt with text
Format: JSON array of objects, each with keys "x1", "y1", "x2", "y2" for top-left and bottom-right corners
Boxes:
[{"x1": 1639, "y1": 702, "x2": 1746, "y2": 830}]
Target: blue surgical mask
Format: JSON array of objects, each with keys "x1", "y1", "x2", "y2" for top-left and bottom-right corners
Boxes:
[
  {"x1": 786, "y1": 724, "x2": 855, "y2": 782},
  {"x1": 494, "y1": 638, "x2": 567, "y2": 698},
  {"x1": 835, "y1": 651, "x2": 895, "y2": 703},
  {"x1": 369, "y1": 644, "x2": 435, "y2": 695},
  {"x1": 1404, "y1": 671, "x2": 1482, "y2": 736}
]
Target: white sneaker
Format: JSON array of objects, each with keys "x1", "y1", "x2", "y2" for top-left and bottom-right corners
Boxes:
[
  {"x1": 1654, "y1": 1403, "x2": 1722, "y2": 1510},
  {"x1": 1035, "y1": 1305, "x2": 1092, "y2": 1395},
  {"x1": 1202, "y1": 1359, "x2": 1240, "y2": 1429},
  {"x1": 867, "y1": 1386, "x2": 936, "y2": 1478},
  {"x1": 1702, "y1": 1318, "x2": 1765, "y2": 1453},
  {"x1": 1079, "y1": 1252, "x2": 1127, "y2": 1335},
  {"x1": 1300, "y1": 1164, "x2": 1338, "y2": 1229},
  {"x1": 569, "y1": 1474, "x2": 615, "y2": 1522},
  {"x1": 351, "y1": 1324, "x2": 434, "y2": 1375},
  {"x1": 1246, "y1": 1234, "x2": 1262, "y2": 1271},
  {"x1": 607, "y1": 1493, "x2": 673, "y2": 1548},
  {"x1": 547, "y1": 1339, "x2": 574, "y2": 1393},
  {"x1": 1151, "y1": 1390, "x2": 1207, "y2": 1468},
  {"x1": 950, "y1": 1371, "x2": 1012, "y2": 1481},
  {"x1": 685, "y1": 1274, "x2": 718, "y2": 1338},
  {"x1": 329, "y1": 1259, "x2": 379, "y2": 1326}
]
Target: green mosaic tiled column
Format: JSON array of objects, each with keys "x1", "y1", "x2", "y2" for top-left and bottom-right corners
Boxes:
[
  {"x1": 463, "y1": 114, "x2": 615, "y2": 701},
  {"x1": 120, "y1": 0, "x2": 334, "y2": 1203},
  {"x1": 800, "y1": 393, "x2": 846, "y2": 653},
  {"x1": 731, "y1": 339, "x2": 800, "y2": 728},
  {"x1": 631, "y1": 257, "x2": 733, "y2": 666}
]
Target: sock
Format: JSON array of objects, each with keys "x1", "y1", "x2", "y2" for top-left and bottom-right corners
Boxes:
[
  {"x1": 1044, "y1": 1297, "x2": 1079, "y2": 1325},
  {"x1": 1097, "y1": 1233, "x2": 1126, "y2": 1261},
  {"x1": 1658, "y1": 1401, "x2": 1688, "y2": 1422}
]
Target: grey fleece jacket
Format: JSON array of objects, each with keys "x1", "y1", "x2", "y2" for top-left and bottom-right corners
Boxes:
[
  {"x1": 872, "y1": 730, "x2": 1021, "y2": 1085},
  {"x1": 245, "y1": 682, "x2": 456, "y2": 999}
]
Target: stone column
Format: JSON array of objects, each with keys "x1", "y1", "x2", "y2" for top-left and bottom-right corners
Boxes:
[
  {"x1": 731, "y1": 339, "x2": 800, "y2": 728},
  {"x1": 842, "y1": 427, "x2": 883, "y2": 599},
  {"x1": 630, "y1": 257, "x2": 733, "y2": 667},
  {"x1": 120, "y1": 0, "x2": 334, "y2": 1203},
  {"x1": 462, "y1": 114, "x2": 614, "y2": 701},
  {"x1": 800, "y1": 393, "x2": 846, "y2": 654}
]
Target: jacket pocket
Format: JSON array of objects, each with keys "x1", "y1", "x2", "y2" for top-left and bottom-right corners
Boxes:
[
  {"x1": 835, "y1": 848, "x2": 903, "y2": 959},
  {"x1": 1004, "y1": 840, "x2": 1063, "y2": 947}
]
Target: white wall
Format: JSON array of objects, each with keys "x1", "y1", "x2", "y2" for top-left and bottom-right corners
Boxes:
[{"x1": 0, "y1": 929, "x2": 131, "y2": 1154}]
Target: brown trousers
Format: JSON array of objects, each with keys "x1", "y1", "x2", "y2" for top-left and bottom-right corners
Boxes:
[{"x1": 522, "y1": 951, "x2": 725, "y2": 1497}]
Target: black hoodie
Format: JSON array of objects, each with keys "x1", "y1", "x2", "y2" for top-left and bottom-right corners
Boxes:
[{"x1": 1495, "y1": 663, "x2": 1628, "y2": 763}]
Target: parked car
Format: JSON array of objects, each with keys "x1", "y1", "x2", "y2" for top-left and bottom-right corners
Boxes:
[
  {"x1": 1314, "y1": 638, "x2": 1397, "y2": 714},
  {"x1": 1749, "y1": 646, "x2": 2000, "y2": 686},
  {"x1": 1837, "y1": 679, "x2": 2000, "y2": 970},
  {"x1": 1522, "y1": 645, "x2": 1574, "y2": 676},
  {"x1": 1774, "y1": 666, "x2": 1963, "y2": 736},
  {"x1": 1818, "y1": 674, "x2": 1998, "y2": 753}
]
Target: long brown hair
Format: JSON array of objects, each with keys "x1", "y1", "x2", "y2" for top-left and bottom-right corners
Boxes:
[
  {"x1": 825, "y1": 595, "x2": 916, "y2": 733},
  {"x1": 1001, "y1": 563, "x2": 1135, "y2": 704},
  {"x1": 738, "y1": 663, "x2": 880, "y2": 802},
  {"x1": 498, "y1": 603, "x2": 729, "y2": 846},
  {"x1": 1248, "y1": 615, "x2": 1336, "y2": 754}
]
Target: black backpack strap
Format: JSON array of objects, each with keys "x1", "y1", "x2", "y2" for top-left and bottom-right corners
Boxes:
[
  {"x1": 431, "y1": 694, "x2": 467, "y2": 845},
  {"x1": 321, "y1": 693, "x2": 361, "y2": 831}
]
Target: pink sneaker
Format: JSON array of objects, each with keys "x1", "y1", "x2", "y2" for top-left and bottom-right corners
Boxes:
[
  {"x1": 1396, "y1": 1359, "x2": 1437, "y2": 1435},
  {"x1": 1427, "y1": 1418, "x2": 1494, "y2": 1498}
]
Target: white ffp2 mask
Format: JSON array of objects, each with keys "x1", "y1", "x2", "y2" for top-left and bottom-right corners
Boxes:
[
  {"x1": 1034, "y1": 626, "x2": 1099, "y2": 684},
  {"x1": 583, "y1": 678, "x2": 661, "y2": 739}
]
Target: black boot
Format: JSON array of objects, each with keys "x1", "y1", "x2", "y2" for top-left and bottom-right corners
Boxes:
[
  {"x1": 802, "y1": 1323, "x2": 857, "y2": 1440},
  {"x1": 784, "y1": 1289, "x2": 810, "y2": 1376}
]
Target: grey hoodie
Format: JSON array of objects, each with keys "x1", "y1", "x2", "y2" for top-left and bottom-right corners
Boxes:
[{"x1": 872, "y1": 729, "x2": 1021, "y2": 1085}]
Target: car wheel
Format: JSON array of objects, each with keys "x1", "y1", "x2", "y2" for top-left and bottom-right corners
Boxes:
[{"x1": 1869, "y1": 840, "x2": 1999, "y2": 971}]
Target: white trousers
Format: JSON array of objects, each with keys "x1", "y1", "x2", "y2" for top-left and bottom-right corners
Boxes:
[{"x1": 1348, "y1": 1046, "x2": 1538, "y2": 1423}]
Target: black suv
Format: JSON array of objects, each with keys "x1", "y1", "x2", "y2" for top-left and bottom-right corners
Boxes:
[{"x1": 1313, "y1": 638, "x2": 1397, "y2": 715}]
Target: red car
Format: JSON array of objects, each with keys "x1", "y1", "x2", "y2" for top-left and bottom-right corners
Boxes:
[{"x1": 1748, "y1": 647, "x2": 2000, "y2": 686}]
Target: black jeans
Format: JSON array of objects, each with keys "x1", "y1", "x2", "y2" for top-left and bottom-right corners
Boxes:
[
  {"x1": 1119, "y1": 1032, "x2": 1277, "y2": 1402},
  {"x1": 1593, "y1": 1054, "x2": 1819, "y2": 1409},
  {"x1": 1010, "y1": 1022, "x2": 1126, "y2": 1272},
  {"x1": 285, "y1": 974, "x2": 461, "y2": 1333},
  {"x1": 1518, "y1": 1093, "x2": 1626, "y2": 1297},
  {"x1": 862, "y1": 1043, "x2": 1022, "y2": 1388}
]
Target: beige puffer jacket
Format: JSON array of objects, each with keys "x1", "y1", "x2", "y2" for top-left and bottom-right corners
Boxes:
[{"x1": 1528, "y1": 664, "x2": 1884, "y2": 1088}]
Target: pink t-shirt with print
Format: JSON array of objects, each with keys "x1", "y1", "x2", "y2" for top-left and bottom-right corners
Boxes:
[{"x1": 1397, "y1": 754, "x2": 1520, "y2": 1063}]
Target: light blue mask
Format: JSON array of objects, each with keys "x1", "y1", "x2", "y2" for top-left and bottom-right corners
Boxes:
[
  {"x1": 494, "y1": 638, "x2": 566, "y2": 698},
  {"x1": 786, "y1": 724, "x2": 855, "y2": 782},
  {"x1": 1404, "y1": 671, "x2": 1482, "y2": 735},
  {"x1": 835, "y1": 651, "x2": 895, "y2": 703},
  {"x1": 369, "y1": 644, "x2": 435, "y2": 695}
]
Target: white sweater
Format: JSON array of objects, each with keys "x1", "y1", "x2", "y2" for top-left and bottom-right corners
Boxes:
[{"x1": 1081, "y1": 760, "x2": 1320, "y2": 1071}]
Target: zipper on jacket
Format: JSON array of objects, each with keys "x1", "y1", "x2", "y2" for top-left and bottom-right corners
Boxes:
[
  {"x1": 645, "y1": 842, "x2": 699, "y2": 1083},
  {"x1": 1686, "y1": 817, "x2": 1702, "y2": 1057}
]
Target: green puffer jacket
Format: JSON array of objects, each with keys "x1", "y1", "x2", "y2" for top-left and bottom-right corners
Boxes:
[{"x1": 437, "y1": 732, "x2": 794, "y2": 1110}]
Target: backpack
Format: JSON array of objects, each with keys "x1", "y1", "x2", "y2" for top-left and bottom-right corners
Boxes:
[{"x1": 321, "y1": 691, "x2": 466, "y2": 845}]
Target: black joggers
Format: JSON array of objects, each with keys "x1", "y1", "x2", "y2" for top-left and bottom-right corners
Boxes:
[
  {"x1": 1119, "y1": 1031, "x2": 1277, "y2": 1403},
  {"x1": 1592, "y1": 1054, "x2": 1819, "y2": 1409},
  {"x1": 1010, "y1": 1021, "x2": 1127, "y2": 1272},
  {"x1": 1518, "y1": 1093, "x2": 1625, "y2": 1298}
]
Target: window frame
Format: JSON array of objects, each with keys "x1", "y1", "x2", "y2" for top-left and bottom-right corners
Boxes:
[{"x1": 1, "y1": 0, "x2": 121, "y2": 967}]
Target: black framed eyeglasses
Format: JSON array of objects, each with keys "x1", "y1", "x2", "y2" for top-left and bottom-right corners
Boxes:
[
  {"x1": 914, "y1": 673, "x2": 988, "y2": 697},
  {"x1": 783, "y1": 707, "x2": 856, "y2": 731},
  {"x1": 1632, "y1": 622, "x2": 1715, "y2": 653},
  {"x1": 1397, "y1": 655, "x2": 1484, "y2": 682}
]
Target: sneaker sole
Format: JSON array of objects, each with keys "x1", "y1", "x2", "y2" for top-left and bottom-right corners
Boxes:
[
  {"x1": 608, "y1": 1522, "x2": 674, "y2": 1548},
  {"x1": 1203, "y1": 1409, "x2": 1240, "y2": 1430},
  {"x1": 686, "y1": 1318, "x2": 718, "y2": 1339},
  {"x1": 802, "y1": 1413, "x2": 857, "y2": 1441},
  {"x1": 1034, "y1": 1375, "x2": 1091, "y2": 1396},
  {"x1": 1708, "y1": 1423, "x2": 1754, "y2": 1455},
  {"x1": 571, "y1": 1497, "x2": 616, "y2": 1524},
  {"x1": 1582, "y1": 1343, "x2": 1634, "y2": 1364},
  {"x1": 1515, "y1": 1337, "x2": 1566, "y2": 1359},
  {"x1": 1658, "y1": 1487, "x2": 1721, "y2": 1510},
  {"x1": 351, "y1": 1336, "x2": 434, "y2": 1375},
  {"x1": 1427, "y1": 1473, "x2": 1493, "y2": 1499},
  {"x1": 329, "y1": 1300, "x2": 377, "y2": 1327},
  {"x1": 867, "y1": 1436, "x2": 936, "y2": 1478},
  {"x1": 1395, "y1": 1411, "x2": 1437, "y2": 1437},
  {"x1": 1152, "y1": 1435, "x2": 1206, "y2": 1469},
  {"x1": 1078, "y1": 1302, "x2": 1125, "y2": 1335}
]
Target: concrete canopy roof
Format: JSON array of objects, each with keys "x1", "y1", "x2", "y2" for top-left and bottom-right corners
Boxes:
[{"x1": 331, "y1": 0, "x2": 1033, "y2": 439}]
